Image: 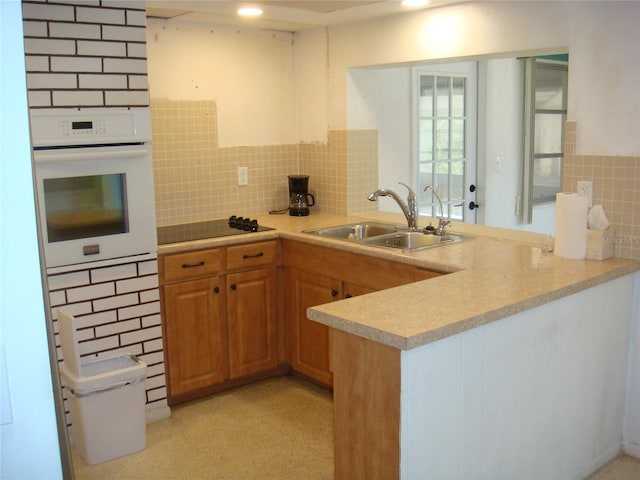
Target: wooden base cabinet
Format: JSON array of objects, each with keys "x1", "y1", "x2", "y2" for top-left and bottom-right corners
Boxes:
[
  {"x1": 160, "y1": 241, "x2": 281, "y2": 405},
  {"x1": 282, "y1": 239, "x2": 441, "y2": 388},
  {"x1": 287, "y1": 269, "x2": 341, "y2": 387},
  {"x1": 227, "y1": 268, "x2": 278, "y2": 379},
  {"x1": 163, "y1": 276, "x2": 227, "y2": 398}
]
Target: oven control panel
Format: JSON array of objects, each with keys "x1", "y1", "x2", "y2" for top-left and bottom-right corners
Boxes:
[{"x1": 30, "y1": 109, "x2": 151, "y2": 147}]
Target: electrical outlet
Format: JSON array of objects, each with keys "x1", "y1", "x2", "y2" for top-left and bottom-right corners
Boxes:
[
  {"x1": 238, "y1": 166, "x2": 248, "y2": 186},
  {"x1": 577, "y1": 180, "x2": 593, "y2": 207}
]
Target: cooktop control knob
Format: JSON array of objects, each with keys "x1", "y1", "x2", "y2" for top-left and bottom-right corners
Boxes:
[{"x1": 228, "y1": 215, "x2": 260, "y2": 231}]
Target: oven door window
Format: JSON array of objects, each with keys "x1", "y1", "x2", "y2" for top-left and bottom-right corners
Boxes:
[{"x1": 43, "y1": 174, "x2": 128, "y2": 242}]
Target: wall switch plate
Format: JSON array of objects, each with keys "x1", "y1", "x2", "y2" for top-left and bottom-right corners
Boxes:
[
  {"x1": 238, "y1": 166, "x2": 248, "y2": 186},
  {"x1": 577, "y1": 180, "x2": 593, "y2": 207}
]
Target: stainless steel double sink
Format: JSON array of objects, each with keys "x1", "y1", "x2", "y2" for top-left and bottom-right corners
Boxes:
[{"x1": 303, "y1": 222, "x2": 472, "y2": 252}]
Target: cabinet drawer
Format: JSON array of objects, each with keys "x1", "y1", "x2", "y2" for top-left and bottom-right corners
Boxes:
[
  {"x1": 163, "y1": 248, "x2": 224, "y2": 282},
  {"x1": 227, "y1": 241, "x2": 278, "y2": 271}
]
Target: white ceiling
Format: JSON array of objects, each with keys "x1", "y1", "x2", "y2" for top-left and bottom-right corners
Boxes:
[{"x1": 145, "y1": 0, "x2": 467, "y2": 32}]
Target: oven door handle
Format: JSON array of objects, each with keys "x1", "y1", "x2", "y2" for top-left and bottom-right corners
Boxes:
[{"x1": 33, "y1": 145, "x2": 149, "y2": 163}]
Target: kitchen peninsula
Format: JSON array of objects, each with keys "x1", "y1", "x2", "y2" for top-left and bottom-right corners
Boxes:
[{"x1": 158, "y1": 212, "x2": 640, "y2": 480}]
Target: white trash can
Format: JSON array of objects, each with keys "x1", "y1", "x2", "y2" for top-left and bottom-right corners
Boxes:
[{"x1": 58, "y1": 310, "x2": 147, "y2": 465}]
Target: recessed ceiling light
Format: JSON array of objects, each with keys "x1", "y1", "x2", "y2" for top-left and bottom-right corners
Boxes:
[
  {"x1": 402, "y1": 0, "x2": 429, "y2": 7},
  {"x1": 238, "y1": 6, "x2": 263, "y2": 16}
]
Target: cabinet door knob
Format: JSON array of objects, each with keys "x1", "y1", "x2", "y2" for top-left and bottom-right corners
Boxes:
[
  {"x1": 230, "y1": 284, "x2": 237, "y2": 291},
  {"x1": 331, "y1": 289, "x2": 338, "y2": 297},
  {"x1": 213, "y1": 286, "x2": 220, "y2": 294}
]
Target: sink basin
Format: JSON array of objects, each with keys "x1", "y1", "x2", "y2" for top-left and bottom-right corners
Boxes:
[
  {"x1": 303, "y1": 222, "x2": 398, "y2": 240},
  {"x1": 303, "y1": 222, "x2": 473, "y2": 251},
  {"x1": 364, "y1": 231, "x2": 471, "y2": 251}
]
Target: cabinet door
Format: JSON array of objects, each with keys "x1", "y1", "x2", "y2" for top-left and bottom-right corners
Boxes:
[
  {"x1": 343, "y1": 282, "x2": 375, "y2": 299},
  {"x1": 227, "y1": 268, "x2": 278, "y2": 379},
  {"x1": 287, "y1": 269, "x2": 341, "y2": 387},
  {"x1": 163, "y1": 277, "x2": 227, "y2": 398}
]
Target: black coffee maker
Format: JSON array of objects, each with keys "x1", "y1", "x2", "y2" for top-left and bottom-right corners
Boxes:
[{"x1": 288, "y1": 175, "x2": 315, "y2": 216}]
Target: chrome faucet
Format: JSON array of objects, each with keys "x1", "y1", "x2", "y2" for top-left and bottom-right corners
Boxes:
[
  {"x1": 367, "y1": 182, "x2": 418, "y2": 230},
  {"x1": 423, "y1": 185, "x2": 451, "y2": 236}
]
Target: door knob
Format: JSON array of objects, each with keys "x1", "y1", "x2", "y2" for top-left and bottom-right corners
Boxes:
[
  {"x1": 468, "y1": 201, "x2": 480, "y2": 210},
  {"x1": 213, "y1": 286, "x2": 220, "y2": 294},
  {"x1": 230, "y1": 284, "x2": 237, "y2": 291},
  {"x1": 469, "y1": 184, "x2": 476, "y2": 193},
  {"x1": 331, "y1": 289, "x2": 339, "y2": 297}
]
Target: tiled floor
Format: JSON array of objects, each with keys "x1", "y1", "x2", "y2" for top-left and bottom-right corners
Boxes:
[
  {"x1": 71, "y1": 375, "x2": 639, "y2": 479},
  {"x1": 71, "y1": 376, "x2": 333, "y2": 479},
  {"x1": 588, "y1": 455, "x2": 640, "y2": 480}
]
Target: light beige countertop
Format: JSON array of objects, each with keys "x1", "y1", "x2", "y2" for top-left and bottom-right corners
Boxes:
[{"x1": 158, "y1": 213, "x2": 640, "y2": 351}]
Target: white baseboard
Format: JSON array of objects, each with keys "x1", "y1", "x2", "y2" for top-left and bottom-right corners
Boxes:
[
  {"x1": 145, "y1": 402, "x2": 171, "y2": 423},
  {"x1": 623, "y1": 441, "x2": 640, "y2": 459}
]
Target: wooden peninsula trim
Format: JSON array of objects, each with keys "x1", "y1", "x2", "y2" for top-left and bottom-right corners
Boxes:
[{"x1": 330, "y1": 328, "x2": 401, "y2": 480}]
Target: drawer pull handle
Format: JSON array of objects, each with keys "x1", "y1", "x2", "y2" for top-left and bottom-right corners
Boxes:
[
  {"x1": 182, "y1": 261, "x2": 205, "y2": 268},
  {"x1": 242, "y1": 252, "x2": 264, "y2": 259}
]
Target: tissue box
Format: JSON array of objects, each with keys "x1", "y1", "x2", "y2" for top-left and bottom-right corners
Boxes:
[{"x1": 586, "y1": 228, "x2": 615, "y2": 260}]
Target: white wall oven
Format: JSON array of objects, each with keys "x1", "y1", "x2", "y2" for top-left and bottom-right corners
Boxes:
[{"x1": 31, "y1": 109, "x2": 157, "y2": 269}]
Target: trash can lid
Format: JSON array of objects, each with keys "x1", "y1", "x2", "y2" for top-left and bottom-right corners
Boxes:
[{"x1": 58, "y1": 309, "x2": 82, "y2": 377}]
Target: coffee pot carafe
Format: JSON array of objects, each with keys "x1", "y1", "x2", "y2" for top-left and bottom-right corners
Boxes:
[{"x1": 288, "y1": 175, "x2": 315, "y2": 216}]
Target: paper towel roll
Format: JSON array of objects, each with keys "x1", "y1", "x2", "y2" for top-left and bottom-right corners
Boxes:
[{"x1": 554, "y1": 192, "x2": 588, "y2": 259}]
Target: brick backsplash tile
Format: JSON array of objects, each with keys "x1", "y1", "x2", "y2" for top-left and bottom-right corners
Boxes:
[
  {"x1": 126, "y1": 9, "x2": 147, "y2": 26},
  {"x1": 140, "y1": 351, "x2": 165, "y2": 367},
  {"x1": 22, "y1": 20, "x2": 47, "y2": 37},
  {"x1": 142, "y1": 314, "x2": 162, "y2": 328},
  {"x1": 147, "y1": 387, "x2": 167, "y2": 403},
  {"x1": 144, "y1": 372, "x2": 166, "y2": 390},
  {"x1": 22, "y1": 2, "x2": 74, "y2": 21},
  {"x1": 52, "y1": 90, "x2": 103, "y2": 107},
  {"x1": 49, "y1": 290, "x2": 67, "y2": 307},
  {"x1": 101, "y1": 0, "x2": 144, "y2": 9},
  {"x1": 80, "y1": 336, "x2": 120, "y2": 356},
  {"x1": 25, "y1": 56, "x2": 49, "y2": 71},
  {"x1": 118, "y1": 301, "x2": 161, "y2": 321},
  {"x1": 23, "y1": 0, "x2": 149, "y2": 110},
  {"x1": 140, "y1": 289, "x2": 160, "y2": 303},
  {"x1": 105, "y1": 90, "x2": 149, "y2": 106},
  {"x1": 76, "y1": 40, "x2": 127, "y2": 57},
  {"x1": 51, "y1": 56, "x2": 102, "y2": 72},
  {"x1": 27, "y1": 73, "x2": 76, "y2": 89},
  {"x1": 75, "y1": 6, "x2": 125, "y2": 25},
  {"x1": 78, "y1": 73, "x2": 128, "y2": 89},
  {"x1": 103, "y1": 57, "x2": 147, "y2": 74},
  {"x1": 75, "y1": 310, "x2": 117, "y2": 329},
  {"x1": 116, "y1": 275, "x2": 158, "y2": 294},
  {"x1": 138, "y1": 259, "x2": 158, "y2": 276},
  {"x1": 49, "y1": 22, "x2": 101, "y2": 39},
  {"x1": 52, "y1": 301, "x2": 93, "y2": 319},
  {"x1": 121, "y1": 326, "x2": 163, "y2": 346},
  {"x1": 24, "y1": 38, "x2": 75, "y2": 55},
  {"x1": 67, "y1": 282, "x2": 116, "y2": 303},
  {"x1": 126, "y1": 43, "x2": 147, "y2": 58},
  {"x1": 102, "y1": 25, "x2": 146, "y2": 42},
  {"x1": 28, "y1": 91, "x2": 51, "y2": 107},
  {"x1": 48, "y1": 270, "x2": 90, "y2": 291},
  {"x1": 95, "y1": 318, "x2": 142, "y2": 338},
  {"x1": 93, "y1": 292, "x2": 139, "y2": 312},
  {"x1": 90, "y1": 263, "x2": 137, "y2": 283}
]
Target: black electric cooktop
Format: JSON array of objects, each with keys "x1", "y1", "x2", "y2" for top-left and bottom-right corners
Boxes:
[{"x1": 157, "y1": 217, "x2": 274, "y2": 245}]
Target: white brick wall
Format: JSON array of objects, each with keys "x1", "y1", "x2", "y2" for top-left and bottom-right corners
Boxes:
[
  {"x1": 48, "y1": 255, "x2": 167, "y2": 421},
  {"x1": 22, "y1": 0, "x2": 148, "y2": 109}
]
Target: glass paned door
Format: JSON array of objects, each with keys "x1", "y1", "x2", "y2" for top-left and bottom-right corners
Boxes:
[{"x1": 417, "y1": 70, "x2": 474, "y2": 222}]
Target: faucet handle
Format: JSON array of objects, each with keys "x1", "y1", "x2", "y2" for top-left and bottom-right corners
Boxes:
[{"x1": 398, "y1": 182, "x2": 416, "y2": 198}]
